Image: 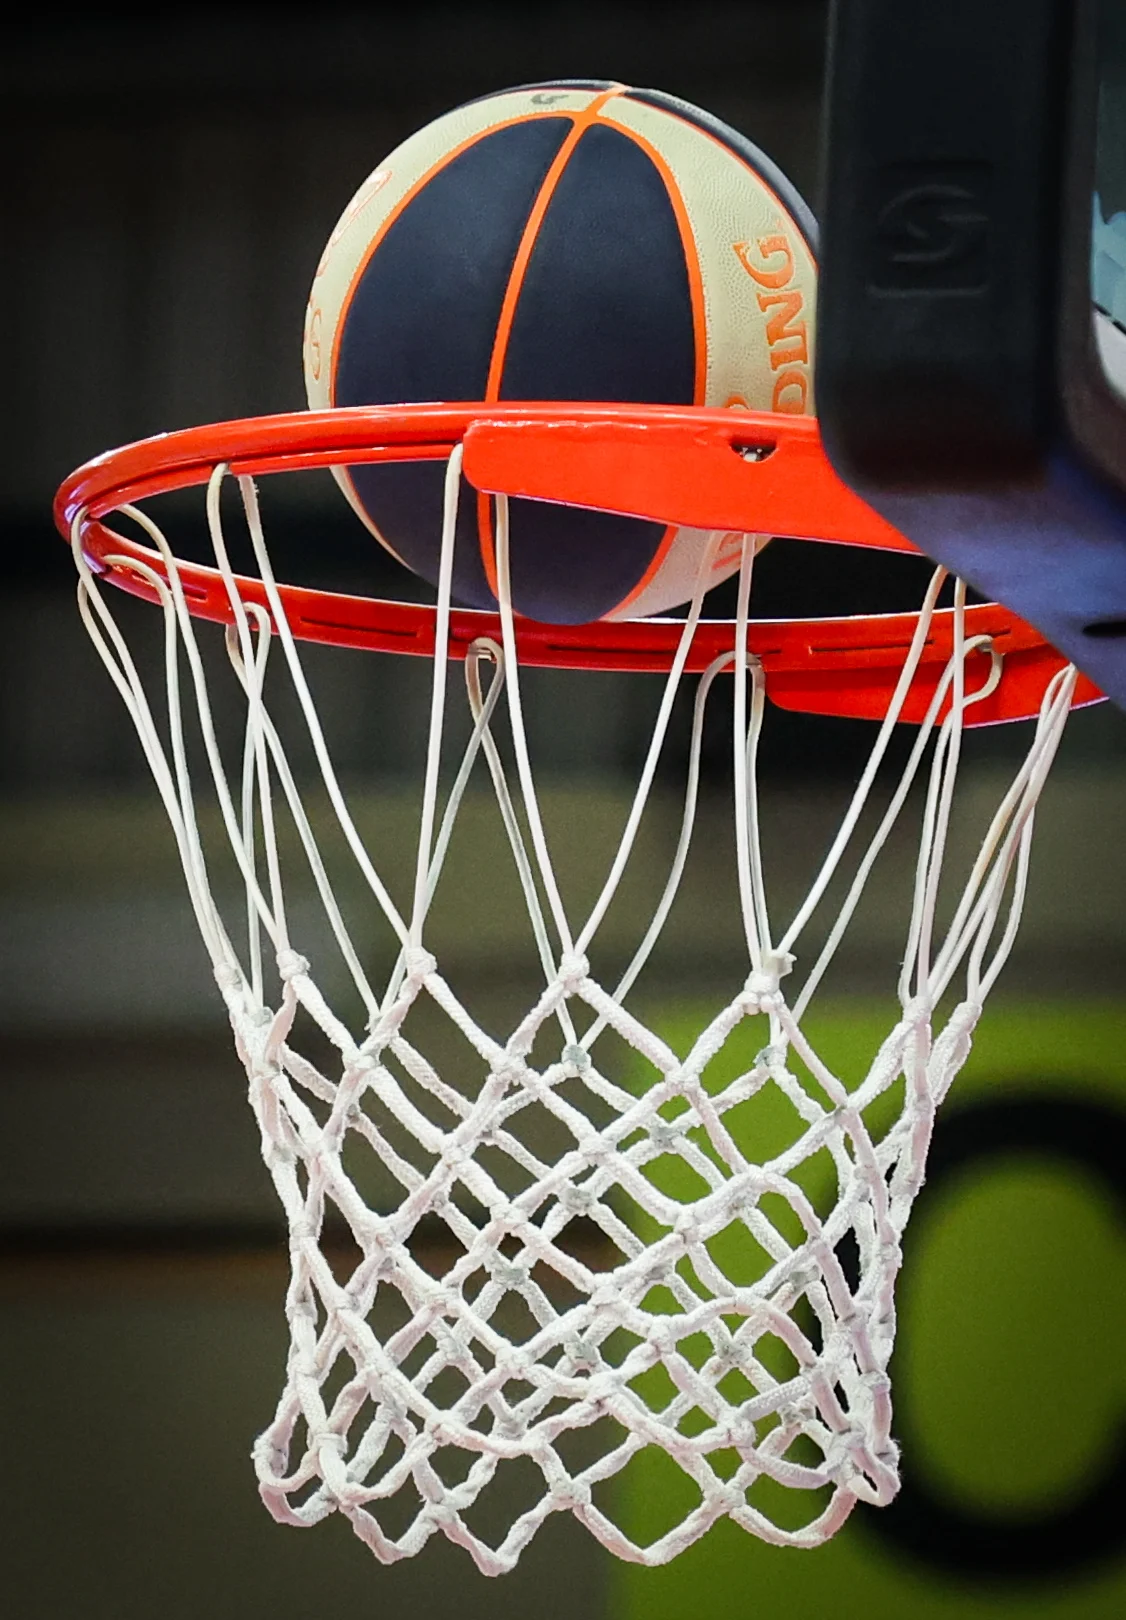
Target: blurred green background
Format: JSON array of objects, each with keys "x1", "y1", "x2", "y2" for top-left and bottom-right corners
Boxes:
[{"x1": 3, "y1": 5, "x2": 1125, "y2": 1616}]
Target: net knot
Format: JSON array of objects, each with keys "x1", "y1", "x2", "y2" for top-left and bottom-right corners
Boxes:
[
  {"x1": 825, "y1": 1425, "x2": 867, "y2": 1483},
  {"x1": 859, "y1": 1370, "x2": 892, "y2": 1402},
  {"x1": 563, "y1": 1334, "x2": 599, "y2": 1370},
  {"x1": 557, "y1": 1183, "x2": 595, "y2": 1217},
  {"x1": 776, "y1": 1398, "x2": 817, "y2": 1429},
  {"x1": 492, "y1": 1056, "x2": 529, "y2": 1090},
  {"x1": 556, "y1": 952, "x2": 590, "y2": 992},
  {"x1": 493, "y1": 1412, "x2": 529, "y2": 1441},
  {"x1": 345, "y1": 1053, "x2": 378, "y2": 1089},
  {"x1": 715, "y1": 1337, "x2": 747, "y2": 1371},
  {"x1": 647, "y1": 1118, "x2": 685, "y2": 1151},
  {"x1": 577, "y1": 1133, "x2": 615, "y2": 1170},
  {"x1": 276, "y1": 949, "x2": 310, "y2": 982},
  {"x1": 403, "y1": 946, "x2": 437, "y2": 985},
  {"x1": 589, "y1": 1278, "x2": 624, "y2": 1314},
  {"x1": 492, "y1": 1261, "x2": 529, "y2": 1291},
  {"x1": 421, "y1": 1494, "x2": 459, "y2": 1524},
  {"x1": 551, "y1": 1478, "x2": 592, "y2": 1510},
  {"x1": 647, "y1": 1321, "x2": 678, "y2": 1356},
  {"x1": 213, "y1": 961, "x2": 242, "y2": 993},
  {"x1": 314, "y1": 1428, "x2": 347, "y2": 1458},
  {"x1": 440, "y1": 1140, "x2": 470, "y2": 1174},
  {"x1": 876, "y1": 1238, "x2": 902, "y2": 1271},
  {"x1": 713, "y1": 1483, "x2": 745, "y2": 1516},
  {"x1": 424, "y1": 1416, "x2": 460, "y2": 1449},
  {"x1": 782, "y1": 1261, "x2": 819, "y2": 1295},
  {"x1": 742, "y1": 950, "x2": 795, "y2": 1008}
]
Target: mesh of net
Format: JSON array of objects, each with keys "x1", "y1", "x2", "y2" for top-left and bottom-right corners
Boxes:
[{"x1": 70, "y1": 451, "x2": 1077, "y2": 1572}]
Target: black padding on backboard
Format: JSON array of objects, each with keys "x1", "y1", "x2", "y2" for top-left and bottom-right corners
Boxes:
[{"x1": 816, "y1": 0, "x2": 1069, "y2": 488}]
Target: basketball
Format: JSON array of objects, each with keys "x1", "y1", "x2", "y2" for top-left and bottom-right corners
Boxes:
[{"x1": 304, "y1": 81, "x2": 818, "y2": 624}]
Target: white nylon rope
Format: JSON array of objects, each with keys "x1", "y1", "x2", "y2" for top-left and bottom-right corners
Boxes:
[
  {"x1": 378, "y1": 640, "x2": 512, "y2": 1016},
  {"x1": 461, "y1": 640, "x2": 561, "y2": 983},
  {"x1": 231, "y1": 611, "x2": 273, "y2": 1006},
  {"x1": 220, "y1": 598, "x2": 384, "y2": 1023},
  {"x1": 573, "y1": 533, "x2": 723, "y2": 957},
  {"x1": 233, "y1": 472, "x2": 412, "y2": 957},
  {"x1": 73, "y1": 517, "x2": 257, "y2": 987},
  {"x1": 777, "y1": 565, "x2": 948, "y2": 961},
  {"x1": 581, "y1": 648, "x2": 736, "y2": 1046},
  {"x1": 208, "y1": 479, "x2": 291, "y2": 969},
  {"x1": 482, "y1": 509, "x2": 725, "y2": 1053},
  {"x1": 793, "y1": 620, "x2": 1002, "y2": 1022},
  {"x1": 955, "y1": 661, "x2": 1077, "y2": 1005},
  {"x1": 903, "y1": 578, "x2": 972, "y2": 1001},
  {"x1": 493, "y1": 491, "x2": 577, "y2": 962},
  {"x1": 69, "y1": 447, "x2": 1079, "y2": 1574},
  {"x1": 113, "y1": 500, "x2": 284, "y2": 960},
  {"x1": 732, "y1": 532, "x2": 771, "y2": 973},
  {"x1": 409, "y1": 447, "x2": 464, "y2": 952}
]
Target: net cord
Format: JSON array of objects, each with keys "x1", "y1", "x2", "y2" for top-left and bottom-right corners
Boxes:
[
  {"x1": 74, "y1": 515, "x2": 252, "y2": 978},
  {"x1": 229, "y1": 473, "x2": 411, "y2": 964}
]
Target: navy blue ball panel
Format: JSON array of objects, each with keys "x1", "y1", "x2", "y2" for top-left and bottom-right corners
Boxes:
[
  {"x1": 495, "y1": 121, "x2": 695, "y2": 622},
  {"x1": 498, "y1": 121, "x2": 696, "y2": 405},
  {"x1": 334, "y1": 116, "x2": 571, "y2": 611},
  {"x1": 348, "y1": 462, "x2": 495, "y2": 614},
  {"x1": 501, "y1": 500, "x2": 669, "y2": 624},
  {"x1": 334, "y1": 116, "x2": 571, "y2": 408}
]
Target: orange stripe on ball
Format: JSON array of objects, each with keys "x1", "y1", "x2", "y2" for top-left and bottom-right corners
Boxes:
[
  {"x1": 591, "y1": 112, "x2": 709, "y2": 619},
  {"x1": 476, "y1": 85, "x2": 630, "y2": 602}
]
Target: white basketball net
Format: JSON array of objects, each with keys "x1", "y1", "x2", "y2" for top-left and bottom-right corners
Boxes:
[{"x1": 72, "y1": 449, "x2": 1076, "y2": 1572}]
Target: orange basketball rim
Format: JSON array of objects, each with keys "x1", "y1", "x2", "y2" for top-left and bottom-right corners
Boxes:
[{"x1": 54, "y1": 401, "x2": 1103, "y2": 726}]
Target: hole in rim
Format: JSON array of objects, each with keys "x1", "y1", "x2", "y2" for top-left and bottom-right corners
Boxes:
[
  {"x1": 1082, "y1": 618, "x2": 1126, "y2": 639},
  {"x1": 731, "y1": 442, "x2": 776, "y2": 463}
]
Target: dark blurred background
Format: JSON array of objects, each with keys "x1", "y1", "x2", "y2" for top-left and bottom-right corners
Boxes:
[{"x1": 2, "y1": 6, "x2": 1124, "y2": 1618}]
